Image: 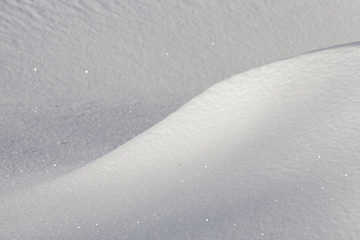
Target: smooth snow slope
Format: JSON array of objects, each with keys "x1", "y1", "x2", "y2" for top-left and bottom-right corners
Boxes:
[
  {"x1": 1, "y1": 43, "x2": 360, "y2": 239},
  {"x1": 2, "y1": 0, "x2": 360, "y2": 192}
]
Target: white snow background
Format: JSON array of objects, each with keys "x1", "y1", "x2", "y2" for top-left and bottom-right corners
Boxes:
[{"x1": 1, "y1": 0, "x2": 360, "y2": 239}]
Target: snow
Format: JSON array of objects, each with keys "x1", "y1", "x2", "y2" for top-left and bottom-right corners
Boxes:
[{"x1": 1, "y1": 0, "x2": 360, "y2": 239}]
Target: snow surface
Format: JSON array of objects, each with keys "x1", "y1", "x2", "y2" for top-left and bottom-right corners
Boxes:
[
  {"x1": 1, "y1": 0, "x2": 360, "y2": 239},
  {"x1": 2, "y1": 42, "x2": 360, "y2": 239}
]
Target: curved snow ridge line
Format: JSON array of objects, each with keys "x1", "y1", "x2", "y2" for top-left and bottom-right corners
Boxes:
[{"x1": 1, "y1": 42, "x2": 360, "y2": 239}]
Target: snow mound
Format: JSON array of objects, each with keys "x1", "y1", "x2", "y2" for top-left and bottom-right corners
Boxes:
[{"x1": 1, "y1": 42, "x2": 360, "y2": 239}]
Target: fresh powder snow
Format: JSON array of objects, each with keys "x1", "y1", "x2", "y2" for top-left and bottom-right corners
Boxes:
[
  {"x1": 1, "y1": 0, "x2": 360, "y2": 239},
  {"x1": 1, "y1": 43, "x2": 360, "y2": 239}
]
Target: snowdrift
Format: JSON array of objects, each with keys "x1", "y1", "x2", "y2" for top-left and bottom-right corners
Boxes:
[{"x1": 1, "y1": 43, "x2": 360, "y2": 239}]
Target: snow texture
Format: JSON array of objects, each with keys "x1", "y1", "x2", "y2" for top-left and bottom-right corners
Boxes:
[
  {"x1": 2, "y1": 42, "x2": 360, "y2": 239},
  {"x1": 1, "y1": 0, "x2": 360, "y2": 239}
]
